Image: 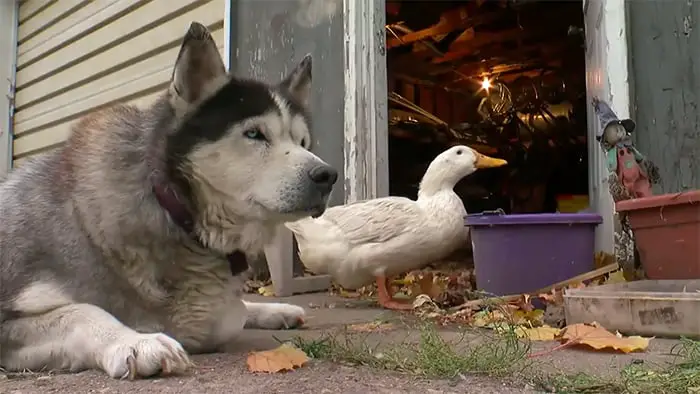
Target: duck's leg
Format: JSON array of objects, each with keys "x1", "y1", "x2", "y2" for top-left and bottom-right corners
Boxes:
[{"x1": 375, "y1": 275, "x2": 414, "y2": 310}]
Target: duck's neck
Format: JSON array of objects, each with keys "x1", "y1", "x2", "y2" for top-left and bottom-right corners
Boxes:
[{"x1": 417, "y1": 167, "x2": 463, "y2": 199}]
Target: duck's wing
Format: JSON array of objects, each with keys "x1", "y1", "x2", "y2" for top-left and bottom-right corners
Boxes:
[{"x1": 321, "y1": 197, "x2": 424, "y2": 246}]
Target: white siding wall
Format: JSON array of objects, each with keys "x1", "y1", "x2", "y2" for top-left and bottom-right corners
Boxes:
[{"x1": 12, "y1": 0, "x2": 225, "y2": 166}]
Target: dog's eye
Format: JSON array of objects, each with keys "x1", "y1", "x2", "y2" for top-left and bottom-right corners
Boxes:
[
  {"x1": 300, "y1": 138, "x2": 307, "y2": 148},
  {"x1": 243, "y1": 128, "x2": 266, "y2": 141}
]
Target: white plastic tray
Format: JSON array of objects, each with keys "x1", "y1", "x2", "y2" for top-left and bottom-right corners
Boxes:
[{"x1": 564, "y1": 280, "x2": 700, "y2": 338}]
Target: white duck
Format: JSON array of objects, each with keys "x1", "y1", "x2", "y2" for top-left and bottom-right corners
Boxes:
[{"x1": 284, "y1": 145, "x2": 507, "y2": 310}]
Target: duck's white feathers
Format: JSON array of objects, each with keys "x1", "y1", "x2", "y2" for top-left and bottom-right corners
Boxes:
[
  {"x1": 285, "y1": 192, "x2": 468, "y2": 290},
  {"x1": 318, "y1": 197, "x2": 423, "y2": 245}
]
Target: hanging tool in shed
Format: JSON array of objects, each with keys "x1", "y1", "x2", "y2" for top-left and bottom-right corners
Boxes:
[{"x1": 592, "y1": 97, "x2": 661, "y2": 279}]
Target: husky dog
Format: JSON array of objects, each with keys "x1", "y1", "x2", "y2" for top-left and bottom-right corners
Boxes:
[{"x1": 0, "y1": 22, "x2": 337, "y2": 379}]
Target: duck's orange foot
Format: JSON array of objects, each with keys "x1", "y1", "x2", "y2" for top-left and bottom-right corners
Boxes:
[{"x1": 378, "y1": 297, "x2": 415, "y2": 311}]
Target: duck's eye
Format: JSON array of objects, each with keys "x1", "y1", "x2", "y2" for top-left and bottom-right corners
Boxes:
[
  {"x1": 301, "y1": 138, "x2": 307, "y2": 148},
  {"x1": 243, "y1": 128, "x2": 266, "y2": 140},
  {"x1": 456, "y1": 149, "x2": 463, "y2": 155}
]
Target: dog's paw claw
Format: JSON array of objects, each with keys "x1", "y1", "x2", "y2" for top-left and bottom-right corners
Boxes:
[
  {"x1": 124, "y1": 354, "x2": 137, "y2": 380},
  {"x1": 103, "y1": 332, "x2": 191, "y2": 380}
]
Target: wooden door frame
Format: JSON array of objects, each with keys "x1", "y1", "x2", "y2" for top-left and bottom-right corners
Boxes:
[
  {"x1": 0, "y1": 0, "x2": 18, "y2": 176},
  {"x1": 341, "y1": 0, "x2": 390, "y2": 202},
  {"x1": 583, "y1": 0, "x2": 630, "y2": 254}
]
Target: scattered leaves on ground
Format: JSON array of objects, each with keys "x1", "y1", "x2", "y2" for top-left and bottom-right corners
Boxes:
[
  {"x1": 246, "y1": 343, "x2": 310, "y2": 373},
  {"x1": 470, "y1": 305, "x2": 545, "y2": 328},
  {"x1": 244, "y1": 279, "x2": 269, "y2": 294},
  {"x1": 337, "y1": 288, "x2": 361, "y2": 298},
  {"x1": 329, "y1": 257, "x2": 476, "y2": 310},
  {"x1": 557, "y1": 322, "x2": 651, "y2": 353},
  {"x1": 410, "y1": 272, "x2": 446, "y2": 300},
  {"x1": 326, "y1": 251, "x2": 639, "y2": 336},
  {"x1": 257, "y1": 285, "x2": 275, "y2": 297},
  {"x1": 347, "y1": 321, "x2": 396, "y2": 333},
  {"x1": 412, "y1": 294, "x2": 445, "y2": 320},
  {"x1": 516, "y1": 325, "x2": 561, "y2": 341}
]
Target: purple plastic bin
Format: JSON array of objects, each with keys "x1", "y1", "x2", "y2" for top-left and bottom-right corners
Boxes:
[{"x1": 465, "y1": 212, "x2": 603, "y2": 296}]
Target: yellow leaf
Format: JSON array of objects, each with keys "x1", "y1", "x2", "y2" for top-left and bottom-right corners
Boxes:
[
  {"x1": 558, "y1": 323, "x2": 651, "y2": 353},
  {"x1": 246, "y1": 343, "x2": 310, "y2": 373},
  {"x1": 347, "y1": 321, "x2": 395, "y2": 333},
  {"x1": 394, "y1": 272, "x2": 418, "y2": 286},
  {"x1": 258, "y1": 285, "x2": 275, "y2": 297},
  {"x1": 516, "y1": 325, "x2": 561, "y2": 341},
  {"x1": 603, "y1": 270, "x2": 627, "y2": 285},
  {"x1": 338, "y1": 288, "x2": 360, "y2": 298},
  {"x1": 512, "y1": 309, "x2": 545, "y2": 325},
  {"x1": 471, "y1": 310, "x2": 509, "y2": 328},
  {"x1": 471, "y1": 310, "x2": 493, "y2": 327}
]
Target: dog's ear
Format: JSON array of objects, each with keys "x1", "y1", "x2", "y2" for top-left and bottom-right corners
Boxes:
[
  {"x1": 170, "y1": 22, "x2": 226, "y2": 104},
  {"x1": 279, "y1": 54, "x2": 312, "y2": 107}
]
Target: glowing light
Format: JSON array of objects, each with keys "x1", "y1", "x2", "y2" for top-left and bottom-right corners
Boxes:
[{"x1": 481, "y1": 76, "x2": 491, "y2": 91}]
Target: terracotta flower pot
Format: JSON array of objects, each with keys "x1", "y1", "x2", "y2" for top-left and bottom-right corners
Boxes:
[{"x1": 616, "y1": 190, "x2": 700, "y2": 279}]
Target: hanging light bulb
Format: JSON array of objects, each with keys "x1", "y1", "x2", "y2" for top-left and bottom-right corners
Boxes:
[{"x1": 481, "y1": 76, "x2": 491, "y2": 91}]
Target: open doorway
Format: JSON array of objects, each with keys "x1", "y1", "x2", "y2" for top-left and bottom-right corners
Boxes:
[{"x1": 385, "y1": 0, "x2": 589, "y2": 263}]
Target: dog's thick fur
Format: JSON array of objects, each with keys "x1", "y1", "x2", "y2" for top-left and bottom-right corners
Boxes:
[{"x1": 0, "y1": 22, "x2": 337, "y2": 379}]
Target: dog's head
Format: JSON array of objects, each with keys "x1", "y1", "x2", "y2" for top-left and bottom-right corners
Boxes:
[{"x1": 164, "y1": 23, "x2": 338, "y2": 228}]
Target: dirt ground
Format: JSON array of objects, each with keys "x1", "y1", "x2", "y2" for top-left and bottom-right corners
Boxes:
[
  {"x1": 2, "y1": 357, "x2": 537, "y2": 394},
  {"x1": 1, "y1": 293, "x2": 680, "y2": 394}
]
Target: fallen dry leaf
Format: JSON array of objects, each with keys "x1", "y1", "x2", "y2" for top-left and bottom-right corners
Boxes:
[
  {"x1": 471, "y1": 310, "x2": 510, "y2": 328},
  {"x1": 557, "y1": 322, "x2": 651, "y2": 353},
  {"x1": 516, "y1": 325, "x2": 561, "y2": 341},
  {"x1": 512, "y1": 294, "x2": 535, "y2": 312},
  {"x1": 244, "y1": 279, "x2": 268, "y2": 293},
  {"x1": 409, "y1": 272, "x2": 445, "y2": 300},
  {"x1": 347, "y1": 321, "x2": 396, "y2": 333},
  {"x1": 246, "y1": 343, "x2": 310, "y2": 373},
  {"x1": 602, "y1": 270, "x2": 627, "y2": 285},
  {"x1": 337, "y1": 288, "x2": 361, "y2": 298},
  {"x1": 470, "y1": 307, "x2": 544, "y2": 329},
  {"x1": 412, "y1": 294, "x2": 441, "y2": 313},
  {"x1": 512, "y1": 308, "x2": 545, "y2": 325},
  {"x1": 394, "y1": 271, "x2": 419, "y2": 286},
  {"x1": 538, "y1": 288, "x2": 564, "y2": 306},
  {"x1": 257, "y1": 285, "x2": 275, "y2": 297}
]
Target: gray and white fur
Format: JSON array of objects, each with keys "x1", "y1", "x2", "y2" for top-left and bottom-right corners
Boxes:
[{"x1": 0, "y1": 22, "x2": 337, "y2": 379}]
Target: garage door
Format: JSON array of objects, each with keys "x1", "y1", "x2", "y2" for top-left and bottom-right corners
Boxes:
[{"x1": 12, "y1": 0, "x2": 225, "y2": 166}]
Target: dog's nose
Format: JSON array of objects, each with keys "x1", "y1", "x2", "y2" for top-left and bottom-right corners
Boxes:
[{"x1": 308, "y1": 165, "x2": 338, "y2": 192}]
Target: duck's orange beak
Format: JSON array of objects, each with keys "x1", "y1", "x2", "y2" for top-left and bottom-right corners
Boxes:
[{"x1": 474, "y1": 153, "x2": 508, "y2": 169}]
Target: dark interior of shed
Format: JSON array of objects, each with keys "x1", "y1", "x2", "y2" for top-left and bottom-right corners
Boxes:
[{"x1": 385, "y1": 0, "x2": 589, "y2": 222}]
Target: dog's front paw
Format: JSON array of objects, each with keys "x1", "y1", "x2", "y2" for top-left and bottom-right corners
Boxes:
[
  {"x1": 102, "y1": 332, "x2": 193, "y2": 379},
  {"x1": 250, "y1": 303, "x2": 306, "y2": 330}
]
